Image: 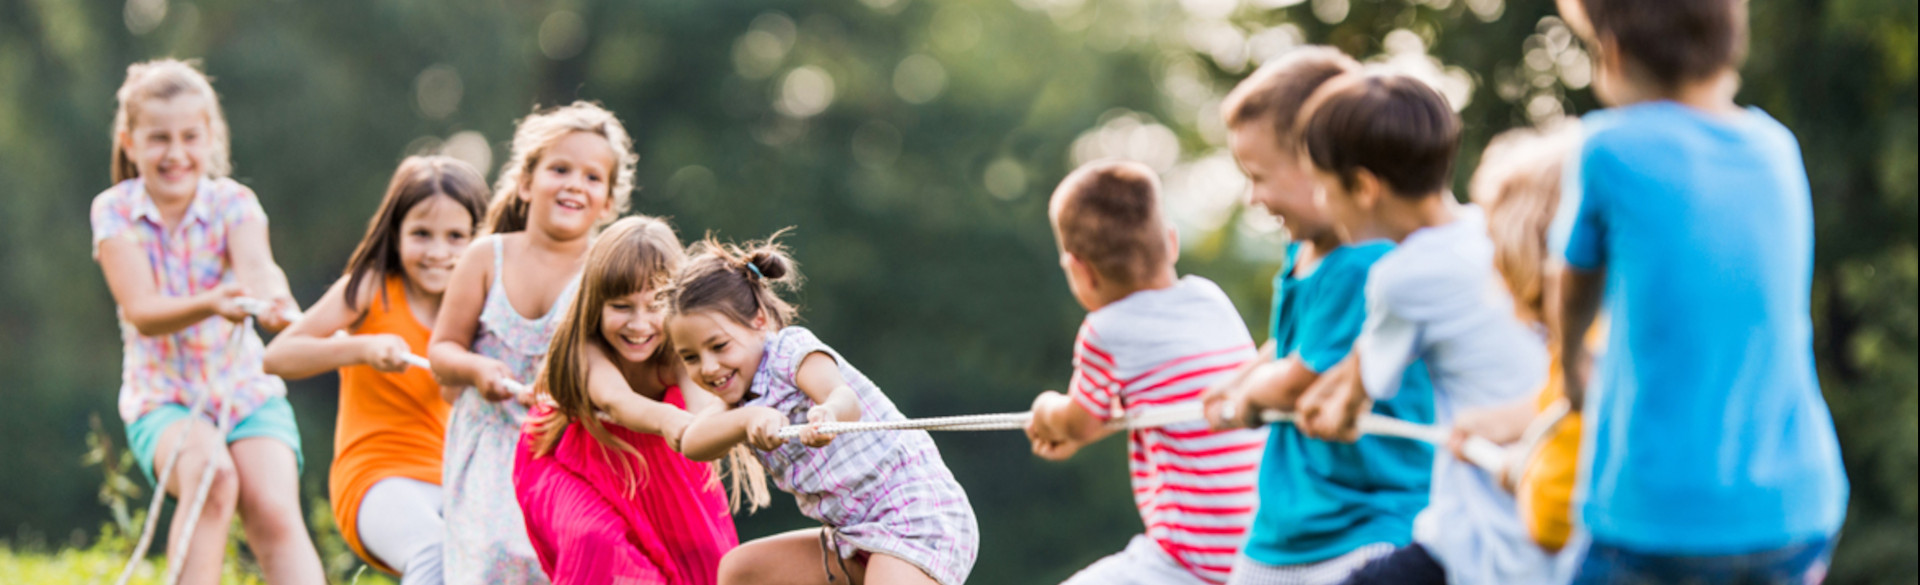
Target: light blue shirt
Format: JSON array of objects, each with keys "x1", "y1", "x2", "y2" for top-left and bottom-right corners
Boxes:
[
  {"x1": 1359, "y1": 206, "x2": 1555, "y2": 584},
  {"x1": 1242, "y1": 241, "x2": 1434, "y2": 567},
  {"x1": 1554, "y1": 102, "x2": 1848, "y2": 554}
]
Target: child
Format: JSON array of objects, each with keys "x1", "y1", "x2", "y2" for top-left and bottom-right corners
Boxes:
[
  {"x1": 667, "y1": 236, "x2": 978, "y2": 585},
  {"x1": 1553, "y1": 0, "x2": 1847, "y2": 580},
  {"x1": 1025, "y1": 160, "x2": 1269, "y2": 585},
  {"x1": 427, "y1": 101, "x2": 636, "y2": 584},
  {"x1": 1200, "y1": 47, "x2": 1437, "y2": 585},
  {"x1": 1448, "y1": 123, "x2": 1587, "y2": 558},
  {"x1": 90, "y1": 58, "x2": 325, "y2": 584},
  {"x1": 262, "y1": 155, "x2": 491, "y2": 583},
  {"x1": 1288, "y1": 73, "x2": 1550, "y2": 585},
  {"x1": 513, "y1": 216, "x2": 739, "y2": 585}
]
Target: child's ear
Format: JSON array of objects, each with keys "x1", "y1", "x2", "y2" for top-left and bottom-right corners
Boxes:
[
  {"x1": 1165, "y1": 227, "x2": 1181, "y2": 264},
  {"x1": 1062, "y1": 252, "x2": 1098, "y2": 289},
  {"x1": 1352, "y1": 170, "x2": 1385, "y2": 211},
  {"x1": 751, "y1": 309, "x2": 769, "y2": 332}
]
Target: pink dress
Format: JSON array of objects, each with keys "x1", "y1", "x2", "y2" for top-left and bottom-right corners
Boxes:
[{"x1": 514, "y1": 385, "x2": 738, "y2": 585}]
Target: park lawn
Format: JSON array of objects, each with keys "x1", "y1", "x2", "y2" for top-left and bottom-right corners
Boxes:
[{"x1": 0, "y1": 545, "x2": 395, "y2": 585}]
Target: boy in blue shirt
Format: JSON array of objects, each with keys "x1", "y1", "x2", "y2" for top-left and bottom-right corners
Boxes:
[
  {"x1": 1554, "y1": 0, "x2": 1849, "y2": 581},
  {"x1": 1199, "y1": 47, "x2": 1436, "y2": 585}
]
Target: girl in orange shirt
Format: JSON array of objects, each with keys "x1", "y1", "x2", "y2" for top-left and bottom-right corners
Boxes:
[{"x1": 264, "y1": 155, "x2": 490, "y2": 583}]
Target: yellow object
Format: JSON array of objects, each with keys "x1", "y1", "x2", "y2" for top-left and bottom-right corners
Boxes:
[{"x1": 1515, "y1": 364, "x2": 1582, "y2": 552}]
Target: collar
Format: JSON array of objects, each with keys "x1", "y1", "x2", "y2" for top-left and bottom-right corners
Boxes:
[{"x1": 128, "y1": 177, "x2": 215, "y2": 228}]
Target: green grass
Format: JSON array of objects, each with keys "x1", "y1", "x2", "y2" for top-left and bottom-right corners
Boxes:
[{"x1": 0, "y1": 527, "x2": 396, "y2": 585}]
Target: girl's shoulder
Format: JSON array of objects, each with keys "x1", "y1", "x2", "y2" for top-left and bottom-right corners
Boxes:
[{"x1": 90, "y1": 179, "x2": 144, "y2": 215}]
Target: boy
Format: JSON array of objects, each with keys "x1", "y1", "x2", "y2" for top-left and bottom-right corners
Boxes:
[
  {"x1": 1291, "y1": 73, "x2": 1551, "y2": 584},
  {"x1": 1199, "y1": 47, "x2": 1437, "y2": 585},
  {"x1": 1554, "y1": 0, "x2": 1848, "y2": 581},
  {"x1": 1026, "y1": 160, "x2": 1268, "y2": 585}
]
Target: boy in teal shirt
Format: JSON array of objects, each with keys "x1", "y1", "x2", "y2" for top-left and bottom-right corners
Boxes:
[{"x1": 1201, "y1": 47, "x2": 1436, "y2": 585}]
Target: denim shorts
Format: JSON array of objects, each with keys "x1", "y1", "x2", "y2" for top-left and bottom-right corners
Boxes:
[
  {"x1": 126, "y1": 395, "x2": 304, "y2": 485},
  {"x1": 1572, "y1": 537, "x2": 1834, "y2": 585}
]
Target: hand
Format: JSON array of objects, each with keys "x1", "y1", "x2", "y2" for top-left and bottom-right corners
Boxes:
[
  {"x1": 1025, "y1": 391, "x2": 1069, "y2": 444},
  {"x1": 1030, "y1": 436, "x2": 1081, "y2": 461},
  {"x1": 797, "y1": 404, "x2": 838, "y2": 448},
  {"x1": 358, "y1": 334, "x2": 413, "y2": 373},
  {"x1": 743, "y1": 407, "x2": 790, "y2": 451},
  {"x1": 1297, "y1": 362, "x2": 1368, "y2": 443},
  {"x1": 473, "y1": 360, "x2": 522, "y2": 403},
  {"x1": 207, "y1": 283, "x2": 252, "y2": 323},
  {"x1": 1203, "y1": 386, "x2": 1258, "y2": 430},
  {"x1": 258, "y1": 296, "x2": 300, "y2": 331}
]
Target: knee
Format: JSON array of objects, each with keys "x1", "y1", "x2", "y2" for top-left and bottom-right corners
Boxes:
[
  {"x1": 176, "y1": 454, "x2": 240, "y2": 517},
  {"x1": 240, "y1": 493, "x2": 310, "y2": 545},
  {"x1": 716, "y1": 551, "x2": 766, "y2": 585}
]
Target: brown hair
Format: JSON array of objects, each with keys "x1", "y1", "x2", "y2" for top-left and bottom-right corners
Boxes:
[
  {"x1": 342, "y1": 156, "x2": 490, "y2": 310},
  {"x1": 667, "y1": 230, "x2": 800, "y2": 332},
  {"x1": 1470, "y1": 123, "x2": 1582, "y2": 325},
  {"x1": 1301, "y1": 72, "x2": 1461, "y2": 198},
  {"x1": 665, "y1": 231, "x2": 799, "y2": 512},
  {"x1": 486, "y1": 101, "x2": 638, "y2": 234},
  {"x1": 528, "y1": 216, "x2": 688, "y2": 496},
  {"x1": 1048, "y1": 160, "x2": 1169, "y2": 287},
  {"x1": 1220, "y1": 47, "x2": 1361, "y2": 149},
  {"x1": 1579, "y1": 0, "x2": 1747, "y2": 90},
  {"x1": 111, "y1": 59, "x2": 231, "y2": 184}
]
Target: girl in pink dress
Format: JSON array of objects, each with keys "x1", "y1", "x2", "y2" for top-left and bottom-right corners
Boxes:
[{"x1": 514, "y1": 216, "x2": 740, "y2": 585}]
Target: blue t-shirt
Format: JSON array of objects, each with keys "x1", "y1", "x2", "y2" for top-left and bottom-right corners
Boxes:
[
  {"x1": 1242, "y1": 241, "x2": 1436, "y2": 566},
  {"x1": 1554, "y1": 102, "x2": 1848, "y2": 554}
]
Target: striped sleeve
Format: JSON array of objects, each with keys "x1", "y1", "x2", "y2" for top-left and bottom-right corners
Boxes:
[{"x1": 1067, "y1": 323, "x2": 1120, "y2": 421}]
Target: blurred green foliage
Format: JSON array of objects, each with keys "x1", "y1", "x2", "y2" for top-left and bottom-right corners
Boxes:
[{"x1": 0, "y1": 0, "x2": 1911, "y2": 582}]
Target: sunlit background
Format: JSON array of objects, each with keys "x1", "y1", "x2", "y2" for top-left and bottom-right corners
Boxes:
[{"x1": 1, "y1": 0, "x2": 1913, "y2": 582}]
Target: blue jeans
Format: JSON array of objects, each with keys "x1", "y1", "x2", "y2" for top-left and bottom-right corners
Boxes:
[{"x1": 1572, "y1": 538, "x2": 1833, "y2": 585}]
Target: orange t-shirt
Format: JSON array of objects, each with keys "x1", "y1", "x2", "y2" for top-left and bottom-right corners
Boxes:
[
  {"x1": 1516, "y1": 323, "x2": 1603, "y2": 553},
  {"x1": 329, "y1": 275, "x2": 450, "y2": 573}
]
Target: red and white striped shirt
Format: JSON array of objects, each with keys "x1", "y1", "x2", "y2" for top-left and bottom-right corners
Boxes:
[{"x1": 1068, "y1": 276, "x2": 1268, "y2": 584}]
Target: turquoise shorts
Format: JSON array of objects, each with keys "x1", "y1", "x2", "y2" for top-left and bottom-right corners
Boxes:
[{"x1": 127, "y1": 395, "x2": 304, "y2": 486}]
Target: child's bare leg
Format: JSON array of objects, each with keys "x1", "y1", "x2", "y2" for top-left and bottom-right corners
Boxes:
[
  {"x1": 718, "y1": 528, "x2": 865, "y2": 585},
  {"x1": 153, "y1": 419, "x2": 240, "y2": 585},
  {"x1": 230, "y1": 437, "x2": 325, "y2": 585},
  {"x1": 865, "y1": 553, "x2": 941, "y2": 585}
]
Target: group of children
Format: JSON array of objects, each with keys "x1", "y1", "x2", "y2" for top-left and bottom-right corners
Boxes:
[{"x1": 89, "y1": 0, "x2": 1847, "y2": 584}]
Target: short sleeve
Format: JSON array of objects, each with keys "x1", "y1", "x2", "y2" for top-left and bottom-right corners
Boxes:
[
  {"x1": 90, "y1": 191, "x2": 133, "y2": 260},
  {"x1": 221, "y1": 182, "x2": 269, "y2": 229},
  {"x1": 1551, "y1": 132, "x2": 1605, "y2": 270},
  {"x1": 1066, "y1": 324, "x2": 1120, "y2": 422},
  {"x1": 1292, "y1": 256, "x2": 1372, "y2": 373},
  {"x1": 1356, "y1": 280, "x2": 1420, "y2": 401},
  {"x1": 764, "y1": 327, "x2": 835, "y2": 388}
]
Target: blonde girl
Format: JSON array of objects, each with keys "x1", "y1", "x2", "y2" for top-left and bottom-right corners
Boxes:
[
  {"x1": 512, "y1": 216, "x2": 740, "y2": 585},
  {"x1": 427, "y1": 101, "x2": 635, "y2": 584},
  {"x1": 90, "y1": 58, "x2": 324, "y2": 584},
  {"x1": 667, "y1": 236, "x2": 978, "y2": 585},
  {"x1": 262, "y1": 155, "x2": 490, "y2": 584},
  {"x1": 1450, "y1": 122, "x2": 1590, "y2": 564}
]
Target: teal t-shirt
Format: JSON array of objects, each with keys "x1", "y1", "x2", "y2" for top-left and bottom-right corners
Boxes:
[
  {"x1": 1242, "y1": 241, "x2": 1436, "y2": 566},
  {"x1": 1555, "y1": 102, "x2": 1847, "y2": 553}
]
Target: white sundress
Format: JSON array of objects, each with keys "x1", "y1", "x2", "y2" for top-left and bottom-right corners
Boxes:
[{"x1": 442, "y1": 235, "x2": 577, "y2": 585}]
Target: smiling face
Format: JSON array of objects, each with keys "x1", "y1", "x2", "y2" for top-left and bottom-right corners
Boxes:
[
  {"x1": 600, "y1": 288, "x2": 670, "y2": 363},
  {"x1": 1229, "y1": 120, "x2": 1333, "y2": 242},
  {"x1": 668, "y1": 310, "x2": 769, "y2": 405},
  {"x1": 121, "y1": 94, "x2": 214, "y2": 202},
  {"x1": 396, "y1": 194, "x2": 475, "y2": 296},
  {"x1": 522, "y1": 131, "x2": 617, "y2": 240}
]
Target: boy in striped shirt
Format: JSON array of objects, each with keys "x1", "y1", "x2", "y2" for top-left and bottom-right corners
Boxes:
[{"x1": 1027, "y1": 160, "x2": 1269, "y2": 585}]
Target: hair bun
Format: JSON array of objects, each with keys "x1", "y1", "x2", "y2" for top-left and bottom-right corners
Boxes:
[{"x1": 746, "y1": 250, "x2": 790, "y2": 281}]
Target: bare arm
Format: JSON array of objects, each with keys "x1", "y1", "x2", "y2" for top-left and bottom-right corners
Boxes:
[
  {"x1": 679, "y1": 405, "x2": 787, "y2": 462},
  {"x1": 584, "y1": 346, "x2": 694, "y2": 445},
  {"x1": 1026, "y1": 390, "x2": 1116, "y2": 461},
  {"x1": 1556, "y1": 267, "x2": 1605, "y2": 411},
  {"x1": 97, "y1": 236, "x2": 249, "y2": 336},
  {"x1": 1296, "y1": 355, "x2": 1372, "y2": 443},
  {"x1": 226, "y1": 214, "x2": 297, "y2": 332},
  {"x1": 262, "y1": 277, "x2": 412, "y2": 379},
  {"x1": 789, "y1": 352, "x2": 862, "y2": 447},
  {"x1": 428, "y1": 241, "x2": 516, "y2": 403}
]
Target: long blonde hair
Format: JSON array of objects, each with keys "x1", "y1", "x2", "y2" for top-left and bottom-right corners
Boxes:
[
  {"x1": 486, "y1": 101, "x2": 638, "y2": 234},
  {"x1": 530, "y1": 216, "x2": 686, "y2": 495},
  {"x1": 111, "y1": 59, "x2": 231, "y2": 184},
  {"x1": 1470, "y1": 122, "x2": 1582, "y2": 326}
]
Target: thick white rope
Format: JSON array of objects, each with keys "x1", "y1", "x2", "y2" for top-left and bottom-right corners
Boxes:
[{"x1": 775, "y1": 402, "x2": 1512, "y2": 473}]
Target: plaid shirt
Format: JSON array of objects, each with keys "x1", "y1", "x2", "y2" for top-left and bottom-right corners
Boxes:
[{"x1": 90, "y1": 177, "x2": 285, "y2": 423}]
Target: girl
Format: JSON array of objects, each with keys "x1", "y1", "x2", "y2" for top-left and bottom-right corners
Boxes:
[
  {"x1": 90, "y1": 58, "x2": 324, "y2": 584},
  {"x1": 1450, "y1": 122, "x2": 1590, "y2": 563},
  {"x1": 261, "y1": 155, "x2": 491, "y2": 584},
  {"x1": 513, "y1": 216, "x2": 740, "y2": 585},
  {"x1": 667, "y1": 236, "x2": 979, "y2": 585},
  {"x1": 427, "y1": 101, "x2": 635, "y2": 585}
]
